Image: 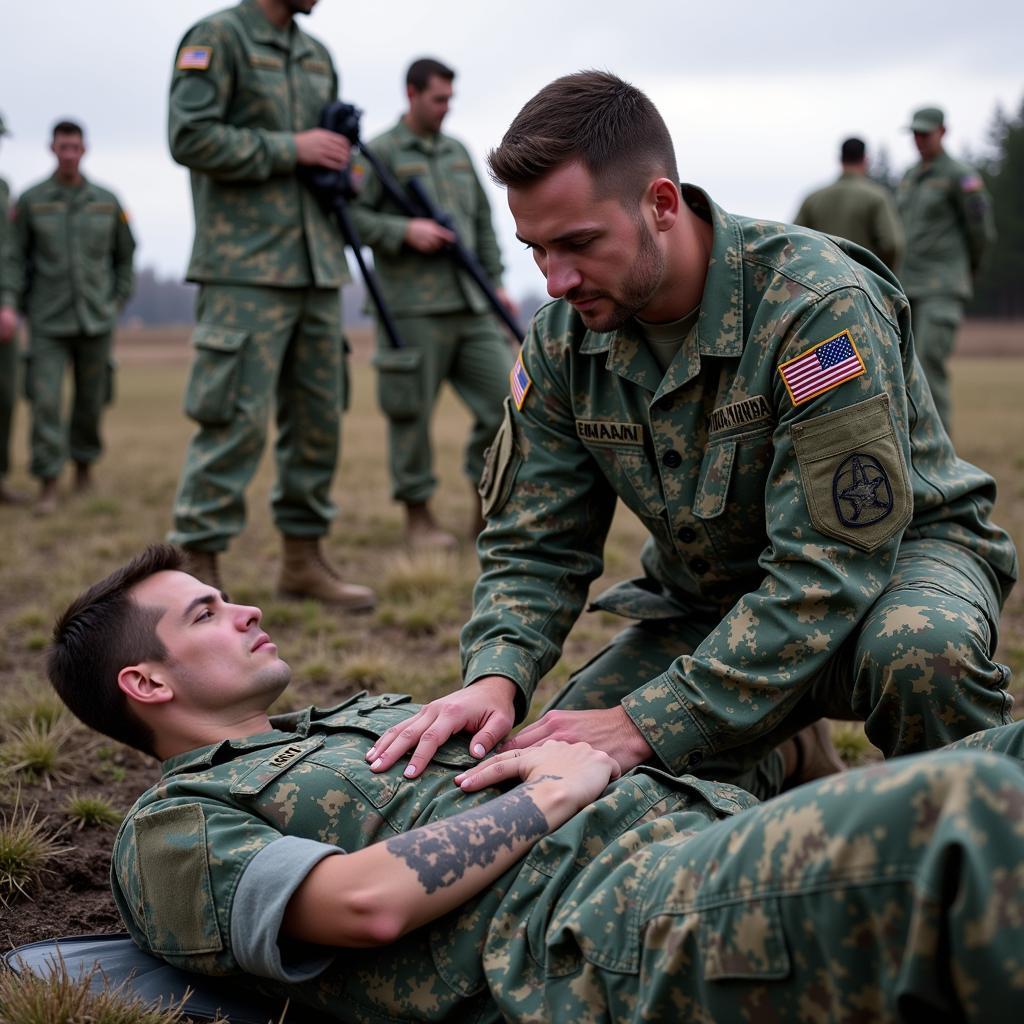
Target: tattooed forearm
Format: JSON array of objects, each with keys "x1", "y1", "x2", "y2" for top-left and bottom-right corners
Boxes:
[{"x1": 385, "y1": 780, "x2": 555, "y2": 893}]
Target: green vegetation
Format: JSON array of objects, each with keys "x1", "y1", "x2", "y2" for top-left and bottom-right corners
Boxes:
[
  {"x1": 65, "y1": 792, "x2": 123, "y2": 830},
  {"x1": 0, "y1": 794, "x2": 71, "y2": 906}
]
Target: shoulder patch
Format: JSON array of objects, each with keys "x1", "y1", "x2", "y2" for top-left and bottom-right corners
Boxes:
[
  {"x1": 177, "y1": 45, "x2": 212, "y2": 71},
  {"x1": 510, "y1": 352, "x2": 532, "y2": 410},
  {"x1": 960, "y1": 173, "x2": 984, "y2": 193},
  {"x1": 777, "y1": 330, "x2": 866, "y2": 406}
]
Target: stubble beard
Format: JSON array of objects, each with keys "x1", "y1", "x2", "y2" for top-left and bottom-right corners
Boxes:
[{"x1": 572, "y1": 217, "x2": 665, "y2": 332}]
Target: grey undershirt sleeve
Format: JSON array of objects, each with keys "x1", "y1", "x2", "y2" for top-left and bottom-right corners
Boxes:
[{"x1": 231, "y1": 835, "x2": 342, "y2": 982}]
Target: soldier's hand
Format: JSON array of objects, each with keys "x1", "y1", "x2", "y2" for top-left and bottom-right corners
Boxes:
[
  {"x1": 404, "y1": 218, "x2": 456, "y2": 253},
  {"x1": 501, "y1": 706, "x2": 653, "y2": 776},
  {"x1": 366, "y1": 675, "x2": 517, "y2": 778},
  {"x1": 0, "y1": 306, "x2": 17, "y2": 343},
  {"x1": 294, "y1": 129, "x2": 351, "y2": 170},
  {"x1": 454, "y1": 740, "x2": 620, "y2": 811}
]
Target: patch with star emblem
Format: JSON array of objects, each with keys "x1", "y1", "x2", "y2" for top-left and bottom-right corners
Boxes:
[{"x1": 790, "y1": 394, "x2": 911, "y2": 552}]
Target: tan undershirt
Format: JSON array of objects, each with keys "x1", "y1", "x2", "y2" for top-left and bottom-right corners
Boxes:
[{"x1": 636, "y1": 306, "x2": 700, "y2": 373}]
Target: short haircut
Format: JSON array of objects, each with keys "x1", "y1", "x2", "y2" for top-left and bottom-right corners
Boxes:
[
  {"x1": 48, "y1": 544, "x2": 184, "y2": 757},
  {"x1": 487, "y1": 70, "x2": 678, "y2": 211},
  {"x1": 52, "y1": 120, "x2": 84, "y2": 141},
  {"x1": 406, "y1": 58, "x2": 455, "y2": 92},
  {"x1": 840, "y1": 137, "x2": 866, "y2": 164}
]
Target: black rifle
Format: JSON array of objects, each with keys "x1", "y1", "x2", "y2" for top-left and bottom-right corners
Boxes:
[
  {"x1": 301, "y1": 104, "x2": 406, "y2": 349},
  {"x1": 313, "y1": 101, "x2": 524, "y2": 343}
]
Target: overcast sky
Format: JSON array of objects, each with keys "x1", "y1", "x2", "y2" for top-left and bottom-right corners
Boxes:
[{"x1": 2, "y1": 0, "x2": 1020, "y2": 300}]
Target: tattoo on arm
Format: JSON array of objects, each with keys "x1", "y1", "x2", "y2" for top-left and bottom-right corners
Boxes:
[{"x1": 385, "y1": 780, "x2": 555, "y2": 893}]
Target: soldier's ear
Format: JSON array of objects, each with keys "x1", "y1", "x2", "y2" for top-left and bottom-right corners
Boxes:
[
  {"x1": 118, "y1": 663, "x2": 174, "y2": 707},
  {"x1": 648, "y1": 178, "x2": 680, "y2": 233}
]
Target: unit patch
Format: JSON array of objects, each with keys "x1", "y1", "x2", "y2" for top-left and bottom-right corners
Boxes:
[
  {"x1": 707, "y1": 395, "x2": 772, "y2": 434},
  {"x1": 510, "y1": 353, "x2": 532, "y2": 410},
  {"x1": 832, "y1": 453, "x2": 893, "y2": 528},
  {"x1": 575, "y1": 419, "x2": 643, "y2": 445},
  {"x1": 177, "y1": 46, "x2": 212, "y2": 71},
  {"x1": 777, "y1": 330, "x2": 866, "y2": 406}
]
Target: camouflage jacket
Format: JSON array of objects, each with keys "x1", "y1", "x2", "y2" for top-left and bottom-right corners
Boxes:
[
  {"x1": 898, "y1": 150, "x2": 994, "y2": 301},
  {"x1": 463, "y1": 186, "x2": 1017, "y2": 775},
  {"x1": 794, "y1": 171, "x2": 904, "y2": 271},
  {"x1": 349, "y1": 118, "x2": 504, "y2": 315},
  {"x1": 110, "y1": 691, "x2": 734, "y2": 1022},
  {"x1": 0, "y1": 174, "x2": 135, "y2": 334},
  {"x1": 168, "y1": 0, "x2": 348, "y2": 289}
]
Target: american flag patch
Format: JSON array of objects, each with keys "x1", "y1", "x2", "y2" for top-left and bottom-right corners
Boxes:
[
  {"x1": 510, "y1": 353, "x2": 532, "y2": 410},
  {"x1": 177, "y1": 46, "x2": 212, "y2": 71},
  {"x1": 777, "y1": 330, "x2": 866, "y2": 406}
]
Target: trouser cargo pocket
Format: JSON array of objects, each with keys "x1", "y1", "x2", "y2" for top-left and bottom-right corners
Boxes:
[
  {"x1": 183, "y1": 324, "x2": 248, "y2": 426},
  {"x1": 372, "y1": 347, "x2": 423, "y2": 420}
]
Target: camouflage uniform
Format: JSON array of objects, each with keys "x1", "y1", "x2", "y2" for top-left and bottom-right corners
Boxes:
[
  {"x1": 0, "y1": 174, "x2": 16, "y2": 481},
  {"x1": 466, "y1": 187, "x2": 1017, "y2": 777},
  {"x1": 166, "y1": 0, "x2": 349, "y2": 551},
  {"x1": 794, "y1": 170, "x2": 904, "y2": 270},
  {"x1": 898, "y1": 150, "x2": 995, "y2": 432},
  {"x1": 0, "y1": 174, "x2": 134, "y2": 481},
  {"x1": 111, "y1": 692, "x2": 1024, "y2": 1021},
  {"x1": 349, "y1": 120, "x2": 513, "y2": 503}
]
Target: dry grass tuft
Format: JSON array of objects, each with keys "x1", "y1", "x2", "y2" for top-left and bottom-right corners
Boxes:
[
  {"x1": 0, "y1": 955, "x2": 230, "y2": 1023},
  {"x1": 0, "y1": 792, "x2": 72, "y2": 906},
  {"x1": 0, "y1": 719, "x2": 80, "y2": 789},
  {"x1": 65, "y1": 792, "x2": 123, "y2": 830}
]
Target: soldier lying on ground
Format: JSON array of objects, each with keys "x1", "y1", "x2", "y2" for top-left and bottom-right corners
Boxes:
[{"x1": 47, "y1": 545, "x2": 1024, "y2": 1022}]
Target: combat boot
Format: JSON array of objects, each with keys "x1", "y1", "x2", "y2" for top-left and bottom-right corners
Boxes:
[
  {"x1": 404, "y1": 501, "x2": 457, "y2": 551},
  {"x1": 34, "y1": 478, "x2": 59, "y2": 517},
  {"x1": 181, "y1": 548, "x2": 223, "y2": 592},
  {"x1": 782, "y1": 720, "x2": 846, "y2": 790},
  {"x1": 73, "y1": 461, "x2": 93, "y2": 495},
  {"x1": 278, "y1": 536, "x2": 376, "y2": 611}
]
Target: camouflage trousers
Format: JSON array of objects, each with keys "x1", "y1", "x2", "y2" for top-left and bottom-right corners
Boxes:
[
  {"x1": 552, "y1": 537, "x2": 1012, "y2": 768},
  {"x1": 25, "y1": 328, "x2": 112, "y2": 480},
  {"x1": 0, "y1": 334, "x2": 17, "y2": 477},
  {"x1": 373, "y1": 311, "x2": 513, "y2": 504},
  {"x1": 169, "y1": 284, "x2": 345, "y2": 551},
  {"x1": 486, "y1": 720, "x2": 1024, "y2": 1023},
  {"x1": 910, "y1": 295, "x2": 963, "y2": 436}
]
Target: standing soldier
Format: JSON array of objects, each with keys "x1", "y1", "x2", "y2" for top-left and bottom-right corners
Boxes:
[
  {"x1": 351, "y1": 58, "x2": 516, "y2": 549},
  {"x1": 0, "y1": 112, "x2": 26, "y2": 504},
  {"x1": 166, "y1": 0, "x2": 374, "y2": 609},
  {"x1": 794, "y1": 137, "x2": 904, "y2": 271},
  {"x1": 899, "y1": 106, "x2": 995, "y2": 434},
  {"x1": 0, "y1": 120, "x2": 135, "y2": 516}
]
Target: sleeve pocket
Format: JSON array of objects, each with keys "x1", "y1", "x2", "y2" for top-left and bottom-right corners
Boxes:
[
  {"x1": 478, "y1": 397, "x2": 522, "y2": 519},
  {"x1": 136, "y1": 803, "x2": 223, "y2": 956},
  {"x1": 183, "y1": 324, "x2": 248, "y2": 426},
  {"x1": 791, "y1": 394, "x2": 912, "y2": 552}
]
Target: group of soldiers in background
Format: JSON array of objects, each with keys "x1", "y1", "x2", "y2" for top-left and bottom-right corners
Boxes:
[
  {"x1": 0, "y1": 116, "x2": 135, "y2": 513},
  {"x1": 794, "y1": 108, "x2": 995, "y2": 432},
  {"x1": 0, "y1": 0, "x2": 995, "y2": 591}
]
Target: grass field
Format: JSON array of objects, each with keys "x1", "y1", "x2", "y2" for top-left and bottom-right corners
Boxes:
[{"x1": 1, "y1": 319, "x2": 1023, "y2": 974}]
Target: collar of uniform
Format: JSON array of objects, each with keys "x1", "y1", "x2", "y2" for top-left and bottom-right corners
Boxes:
[
  {"x1": 392, "y1": 116, "x2": 455, "y2": 157},
  {"x1": 237, "y1": 0, "x2": 313, "y2": 57},
  {"x1": 160, "y1": 714, "x2": 312, "y2": 776},
  {"x1": 42, "y1": 173, "x2": 92, "y2": 204}
]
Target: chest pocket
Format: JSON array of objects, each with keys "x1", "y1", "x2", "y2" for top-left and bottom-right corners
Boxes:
[
  {"x1": 694, "y1": 426, "x2": 773, "y2": 562},
  {"x1": 83, "y1": 204, "x2": 115, "y2": 255},
  {"x1": 586, "y1": 441, "x2": 666, "y2": 519},
  {"x1": 311, "y1": 695, "x2": 479, "y2": 809}
]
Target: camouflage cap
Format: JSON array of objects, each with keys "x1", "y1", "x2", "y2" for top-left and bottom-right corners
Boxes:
[{"x1": 909, "y1": 107, "x2": 944, "y2": 133}]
